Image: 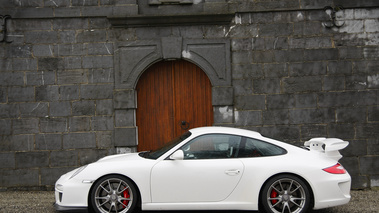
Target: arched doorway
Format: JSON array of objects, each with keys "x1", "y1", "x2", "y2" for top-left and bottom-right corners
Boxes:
[{"x1": 136, "y1": 60, "x2": 213, "y2": 151}]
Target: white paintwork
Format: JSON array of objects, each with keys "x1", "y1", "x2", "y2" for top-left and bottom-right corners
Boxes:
[{"x1": 55, "y1": 126, "x2": 351, "y2": 212}]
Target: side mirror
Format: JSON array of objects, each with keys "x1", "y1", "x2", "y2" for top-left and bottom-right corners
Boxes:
[{"x1": 169, "y1": 150, "x2": 184, "y2": 160}]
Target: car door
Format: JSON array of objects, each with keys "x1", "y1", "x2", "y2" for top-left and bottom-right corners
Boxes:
[{"x1": 150, "y1": 134, "x2": 244, "y2": 203}]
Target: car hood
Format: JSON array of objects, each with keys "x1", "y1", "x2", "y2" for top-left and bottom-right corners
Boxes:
[{"x1": 96, "y1": 153, "x2": 141, "y2": 163}]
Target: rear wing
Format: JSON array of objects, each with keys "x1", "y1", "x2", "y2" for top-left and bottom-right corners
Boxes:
[{"x1": 304, "y1": 138, "x2": 349, "y2": 161}]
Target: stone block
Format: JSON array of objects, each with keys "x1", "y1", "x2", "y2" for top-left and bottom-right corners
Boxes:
[
  {"x1": 235, "y1": 95, "x2": 265, "y2": 110},
  {"x1": 15, "y1": 152, "x2": 49, "y2": 168},
  {"x1": 114, "y1": 127, "x2": 137, "y2": 146},
  {"x1": 232, "y1": 38, "x2": 252, "y2": 51},
  {"x1": 50, "y1": 101, "x2": 71, "y2": 117},
  {"x1": 57, "y1": 44, "x2": 84, "y2": 56},
  {"x1": 213, "y1": 106, "x2": 234, "y2": 124},
  {"x1": 59, "y1": 30, "x2": 77, "y2": 43},
  {"x1": 19, "y1": 102, "x2": 48, "y2": 118},
  {"x1": 0, "y1": 72, "x2": 23, "y2": 86},
  {"x1": 300, "y1": 124, "x2": 327, "y2": 141},
  {"x1": 0, "y1": 119, "x2": 11, "y2": 135},
  {"x1": 368, "y1": 106, "x2": 379, "y2": 122},
  {"x1": 79, "y1": 149, "x2": 109, "y2": 165},
  {"x1": 0, "y1": 153, "x2": 15, "y2": 169},
  {"x1": 13, "y1": 118, "x2": 39, "y2": 134},
  {"x1": 96, "y1": 99, "x2": 113, "y2": 115},
  {"x1": 115, "y1": 110, "x2": 135, "y2": 127},
  {"x1": 0, "y1": 169, "x2": 39, "y2": 187},
  {"x1": 12, "y1": 58, "x2": 38, "y2": 71},
  {"x1": 97, "y1": 131, "x2": 114, "y2": 148},
  {"x1": 232, "y1": 51, "x2": 253, "y2": 64},
  {"x1": 77, "y1": 30, "x2": 107, "y2": 43},
  {"x1": 59, "y1": 85, "x2": 79, "y2": 101},
  {"x1": 259, "y1": 23, "x2": 293, "y2": 36},
  {"x1": 72, "y1": 100, "x2": 95, "y2": 116},
  {"x1": 113, "y1": 90, "x2": 136, "y2": 109},
  {"x1": 234, "y1": 110, "x2": 262, "y2": 126},
  {"x1": 26, "y1": 71, "x2": 55, "y2": 86},
  {"x1": 53, "y1": 18, "x2": 89, "y2": 30},
  {"x1": 267, "y1": 94, "x2": 295, "y2": 109},
  {"x1": 212, "y1": 86, "x2": 234, "y2": 106},
  {"x1": 304, "y1": 49, "x2": 339, "y2": 61},
  {"x1": 57, "y1": 70, "x2": 88, "y2": 84},
  {"x1": 263, "y1": 109, "x2": 289, "y2": 125},
  {"x1": 368, "y1": 74, "x2": 379, "y2": 89},
  {"x1": 289, "y1": 108, "x2": 335, "y2": 124},
  {"x1": 275, "y1": 49, "x2": 304, "y2": 62},
  {"x1": 323, "y1": 76, "x2": 345, "y2": 91},
  {"x1": 264, "y1": 63, "x2": 288, "y2": 78},
  {"x1": 339, "y1": 157, "x2": 359, "y2": 176},
  {"x1": 289, "y1": 62, "x2": 326, "y2": 77},
  {"x1": 327, "y1": 61, "x2": 352, "y2": 75},
  {"x1": 0, "y1": 104, "x2": 18, "y2": 119},
  {"x1": 360, "y1": 156, "x2": 379, "y2": 175},
  {"x1": 32, "y1": 44, "x2": 55, "y2": 57},
  {"x1": 8, "y1": 87, "x2": 35, "y2": 102},
  {"x1": 356, "y1": 124, "x2": 379, "y2": 139},
  {"x1": 294, "y1": 93, "x2": 317, "y2": 108},
  {"x1": 336, "y1": 107, "x2": 366, "y2": 123},
  {"x1": 0, "y1": 135, "x2": 34, "y2": 152},
  {"x1": 40, "y1": 167, "x2": 74, "y2": 186},
  {"x1": 318, "y1": 91, "x2": 377, "y2": 107},
  {"x1": 63, "y1": 57, "x2": 82, "y2": 69},
  {"x1": 89, "y1": 68, "x2": 114, "y2": 83},
  {"x1": 24, "y1": 31, "x2": 58, "y2": 44},
  {"x1": 83, "y1": 55, "x2": 113, "y2": 69},
  {"x1": 338, "y1": 47, "x2": 363, "y2": 60},
  {"x1": 50, "y1": 150, "x2": 78, "y2": 167},
  {"x1": 256, "y1": 125, "x2": 300, "y2": 142},
  {"x1": 253, "y1": 78, "x2": 280, "y2": 94},
  {"x1": 367, "y1": 138, "x2": 379, "y2": 155},
  {"x1": 91, "y1": 116, "x2": 114, "y2": 131},
  {"x1": 36, "y1": 85, "x2": 60, "y2": 101},
  {"x1": 63, "y1": 132, "x2": 96, "y2": 149},
  {"x1": 232, "y1": 64, "x2": 263, "y2": 79},
  {"x1": 81, "y1": 84, "x2": 113, "y2": 100},
  {"x1": 341, "y1": 139, "x2": 367, "y2": 157},
  {"x1": 252, "y1": 51, "x2": 274, "y2": 63},
  {"x1": 69, "y1": 117, "x2": 91, "y2": 132},
  {"x1": 40, "y1": 117, "x2": 68, "y2": 133},
  {"x1": 233, "y1": 79, "x2": 252, "y2": 96},
  {"x1": 35, "y1": 134, "x2": 62, "y2": 150},
  {"x1": 161, "y1": 37, "x2": 182, "y2": 59}
]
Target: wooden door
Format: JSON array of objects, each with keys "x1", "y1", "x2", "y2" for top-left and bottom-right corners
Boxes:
[{"x1": 136, "y1": 60, "x2": 213, "y2": 152}]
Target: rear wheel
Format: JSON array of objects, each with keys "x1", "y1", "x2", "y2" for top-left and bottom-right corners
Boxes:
[
  {"x1": 261, "y1": 174, "x2": 311, "y2": 213},
  {"x1": 90, "y1": 175, "x2": 137, "y2": 213}
]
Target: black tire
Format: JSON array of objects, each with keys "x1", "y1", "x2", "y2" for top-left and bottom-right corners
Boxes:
[
  {"x1": 90, "y1": 175, "x2": 138, "y2": 213},
  {"x1": 260, "y1": 174, "x2": 311, "y2": 213}
]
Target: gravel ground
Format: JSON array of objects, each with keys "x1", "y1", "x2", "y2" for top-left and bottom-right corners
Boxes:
[{"x1": 0, "y1": 190, "x2": 377, "y2": 213}]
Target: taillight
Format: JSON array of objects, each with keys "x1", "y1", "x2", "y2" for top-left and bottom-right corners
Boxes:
[{"x1": 323, "y1": 163, "x2": 346, "y2": 174}]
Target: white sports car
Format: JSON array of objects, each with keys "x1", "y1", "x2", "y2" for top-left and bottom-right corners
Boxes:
[{"x1": 54, "y1": 127, "x2": 351, "y2": 213}]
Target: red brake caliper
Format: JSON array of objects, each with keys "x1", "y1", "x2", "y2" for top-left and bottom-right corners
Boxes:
[
  {"x1": 123, "y1": 189, "x2": 130, "y2": 207},
  {"x1": 271, "y1": 190, "x2": 278, "y2": 205}
]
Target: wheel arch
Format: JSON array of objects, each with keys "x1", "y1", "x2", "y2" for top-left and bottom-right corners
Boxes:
[
  {"x1": 87, "y1": 173, "x2": 142, "y2": 211},
  {"x1": 258, "y1": 172, "x2": 315, "y2": 211}
]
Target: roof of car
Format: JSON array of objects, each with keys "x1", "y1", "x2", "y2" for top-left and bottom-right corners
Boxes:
[{"x1": 189, "y1": 126, "x2": 263, "y2": 138}]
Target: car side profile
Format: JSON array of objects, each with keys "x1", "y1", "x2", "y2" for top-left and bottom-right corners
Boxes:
[{"x1": 55, "y1": 126, "x2": 351, "y2": 213}]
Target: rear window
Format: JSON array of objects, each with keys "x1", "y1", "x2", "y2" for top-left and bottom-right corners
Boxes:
[{"x1": 237, "y1": 137, "x2": 287, "y2": 158}]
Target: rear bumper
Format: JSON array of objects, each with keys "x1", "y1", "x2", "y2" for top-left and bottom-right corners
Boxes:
[{"x1": 54, "y1": 203, "x2": 88, "y2": 212}]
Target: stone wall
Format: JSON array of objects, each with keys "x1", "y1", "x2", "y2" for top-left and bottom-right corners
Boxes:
[{"x1": 0, "y1": 0, "x2": 378, "y2": 190}]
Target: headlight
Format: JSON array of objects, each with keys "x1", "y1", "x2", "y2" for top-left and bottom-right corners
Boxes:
[
  {"x1": 55, "y1": 184, "x2": 63, "y2": 191},
  {"x1": 70, "y1": 165, "x2": 88, "y2": 179}
]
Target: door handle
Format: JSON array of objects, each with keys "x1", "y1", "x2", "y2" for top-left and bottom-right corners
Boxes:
[{"x1": 225, "y1": 169, "x2": 241, "y2": 176}]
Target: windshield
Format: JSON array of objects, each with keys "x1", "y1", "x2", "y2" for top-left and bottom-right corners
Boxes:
[{"x1": 139, "y1": 131, "x2": 192, "y2": 160}]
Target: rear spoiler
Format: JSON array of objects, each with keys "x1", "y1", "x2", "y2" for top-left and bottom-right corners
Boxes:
[{"x1": 304, "y1": 138, "x2": 349, "y2": 161}]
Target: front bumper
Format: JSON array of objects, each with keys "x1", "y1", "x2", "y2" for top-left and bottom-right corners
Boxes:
[{"x1": 54, "y1": 203, "x2": 88, "y2": 212}]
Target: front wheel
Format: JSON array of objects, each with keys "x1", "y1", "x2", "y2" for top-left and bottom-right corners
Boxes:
[
  {"x1": 260, "y1": 174, "x2": 311, "y2": 213},
  {"x1": 90, "y1": 175, "x2": 138, "y2": 213}
]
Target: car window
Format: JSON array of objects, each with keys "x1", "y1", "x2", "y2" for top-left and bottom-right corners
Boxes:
[
  {"x1": 237, "y1": 137, "x2": 287, "y2": 158},
  {"x1": 180, "y1": 134, "x2": 242, "y2": 160}
]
